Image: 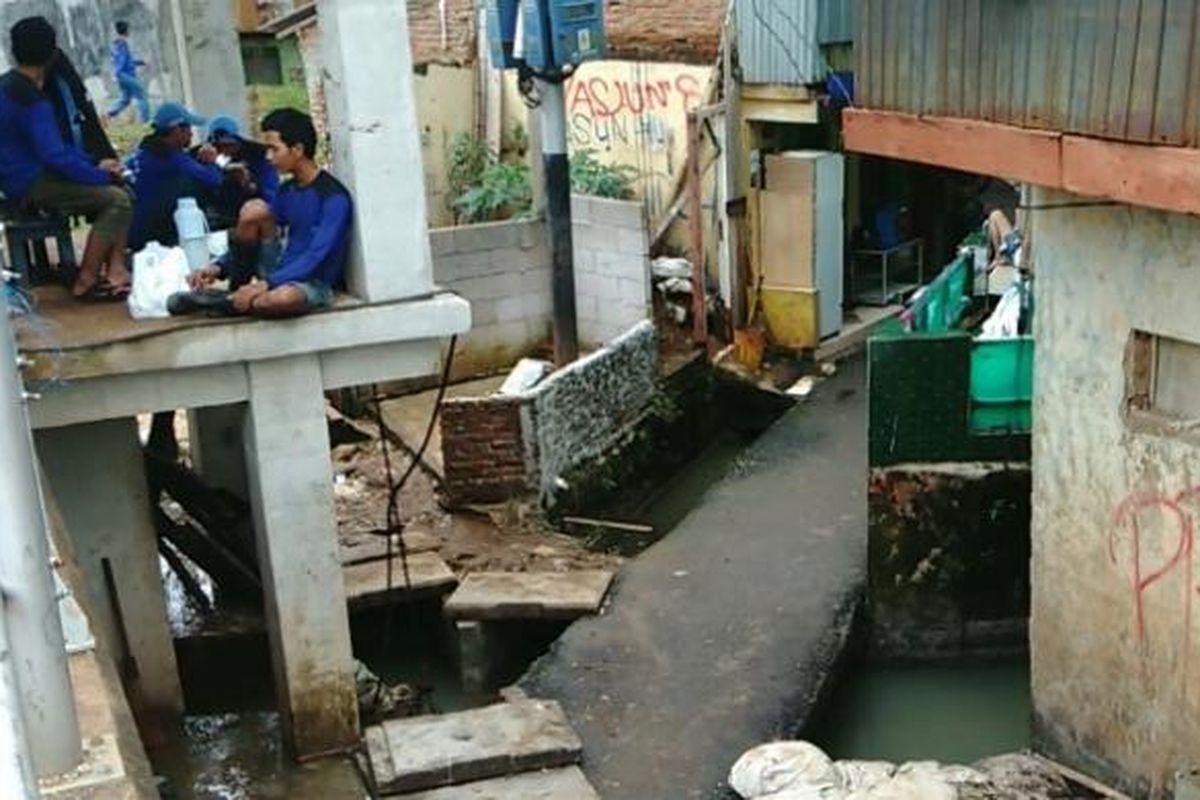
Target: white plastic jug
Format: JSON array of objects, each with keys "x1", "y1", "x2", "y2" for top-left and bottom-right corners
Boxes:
[{"x1": 173, "y1": 197, "x2": 210, "y2": 271}]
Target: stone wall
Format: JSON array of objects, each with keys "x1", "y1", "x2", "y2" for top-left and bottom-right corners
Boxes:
[
  {"x1": 441, "y1": 321, "x2": 659, "y2": 507},
  {"x1": 1031, "y1": 186, "x2": 1200, "y2": 797},
  {"x1": 572, "y1": 195, "x2": 653, "y2": 348}
]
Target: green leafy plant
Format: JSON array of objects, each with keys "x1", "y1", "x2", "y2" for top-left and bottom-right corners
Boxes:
[
  {"x1": 447, "y1": 131, "x2": 493, "y2": 209},
  {"x1": 570, "y1": 149, "x2": 637, "y2": 200},
  {"x1": 453, "y1": 161, "x2": 533, "y2": 223}
]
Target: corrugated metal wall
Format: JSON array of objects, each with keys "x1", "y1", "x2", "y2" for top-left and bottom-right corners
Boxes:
[
  {"x1": 818, "y1": 0, "x2": 855, "y2": 45},
  {"x1": 735, "y1": 0, "x2": 824, "y2": 85},
  {"x1": 858, "y1": 0, "x2": 1200, "y2": 148}
]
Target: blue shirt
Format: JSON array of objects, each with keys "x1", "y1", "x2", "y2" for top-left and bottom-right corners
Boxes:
[
  {"x1": 0, "y1": 71, "x2": 110, "y2": 201},
  {"x1": 268, "y1": 171, "x2": 353, "y2": 289},
  {"x1": 127, "y1": 137, "x2": 222, "y2": 248},
  {"x1": 111, "y1": 38, "x2": 139, "y2": 79}
]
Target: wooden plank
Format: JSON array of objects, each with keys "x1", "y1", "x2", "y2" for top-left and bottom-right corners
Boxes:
[
  {"x1": 1106, "y1": 0, "x2": 1142, "y2": 138},
  {"x1": 343, "y1": 552, "x2": 457, "y2": 608},
  {"x1": 1087, "y1": 0, "x2": 1120, "y2": 135},
  {"x1": 367, "y1": 700, "x2": 582, "y2": 794},
  {"x1": 1062, "y1": 133, "x2": 1200, "y2": 217},
  {"x1": 400, "y1": 767, "x2": 600, "y2": 800},
  {"x1": 444, "y1": 571, "x2": 615, "y2": 621},
  {"x1": 842, "y1": 109, "x2": 1063, "y2": 187},
  {"x1": 1127, "y1": 0, "x2": 1167, "y2": 142},
  {"x1": 1151, "y1": 0, "x2": 1197, "y2": 144}
]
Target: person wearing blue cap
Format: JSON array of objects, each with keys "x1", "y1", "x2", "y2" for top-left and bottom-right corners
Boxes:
[
  {"x1": 174, "y1": 108, "x2": 352, "y2": 318},
  {"x1": 126, "y1": 100, "x2": 222, "y2": 250},
  {"x1": 106, "y1": 21, "x2": 149, "y2": 123},
  {"x1": 203, "y1": 114, "x2": 279, "y2": 228},
  {"x1": 0, "y1": 17, "x2": 132, "y2": 300}
]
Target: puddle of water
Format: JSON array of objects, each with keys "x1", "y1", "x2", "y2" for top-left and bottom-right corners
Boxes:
[
  {"x1": 151, "y1": 713, "x2": 363, "y2": 800},
  {"x1": 810, "y1": 658, "x2": 1031, "y2": 765}
]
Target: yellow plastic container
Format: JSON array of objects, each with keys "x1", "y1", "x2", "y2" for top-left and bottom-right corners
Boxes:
[{"x1": 759, "y1": 285, "x2": 820, "y2": 350}]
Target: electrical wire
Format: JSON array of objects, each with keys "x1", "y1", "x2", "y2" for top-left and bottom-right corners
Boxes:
[{"x1": 366, "y1": 335, "x2": 458, "y2": 661}]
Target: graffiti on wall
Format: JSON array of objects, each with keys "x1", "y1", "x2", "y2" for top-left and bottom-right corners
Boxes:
[
  {"x1": 1110, "y1": 486, "x2": 1199, "y2": 686},
  {"x1": 566, "y1": 73, "x2": 704, "y2": 152}
]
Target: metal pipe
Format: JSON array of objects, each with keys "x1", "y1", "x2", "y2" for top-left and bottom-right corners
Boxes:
[
  {"x1": 538, "y1": 80, "x2": 579, "y2": 366},
  {"x1": 0, "y1": 314, "x2": 81, "y2": 777},
  {"x1": 0, "y1": 599, "x2": 38, "y2": 799}
]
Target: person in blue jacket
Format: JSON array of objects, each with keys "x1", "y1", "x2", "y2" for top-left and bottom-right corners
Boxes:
[
  {"x1": 106, "y1": 21, "x2": 149, "y2": 123},
  {"x1": 127, "y1": 101, "x2": 222, "y2": 250},
  {"x1": 180, "y1": 108, "x2": 352, "y2": 318},
  {"x1": 203, "y1": 115, "x2": 280, "y2": 229},
  {"x1": 0, "y1": 17, "x2": 132, "y2": 300}
]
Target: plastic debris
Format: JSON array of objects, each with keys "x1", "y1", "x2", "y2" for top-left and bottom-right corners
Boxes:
[
  {"x1": 498, "y1": 358, "x2": 554, "y2": 396},
  {"x1": 652, "y1": 256, "x2": 693, "y2": 280}
]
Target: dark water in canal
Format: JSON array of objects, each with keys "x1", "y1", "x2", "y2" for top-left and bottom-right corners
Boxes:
[{"x1": 811, "y1": 657, "x2": 1032, "y2": 765}]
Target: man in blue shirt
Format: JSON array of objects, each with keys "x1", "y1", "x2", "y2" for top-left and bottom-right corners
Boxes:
[
  {"x1": 106, "y1": 21, "x2": 148, "y2": 123},
  {"x1": 179, "y1": 108, "x2": 352, "y2": 318},
  {"x1": 127, "y1": 101, "x2": 222, "y2": 250},
  {"x1": 203, "y1": 115, "x2": 280, "y2": 229},
  {"x1": 0, "y1": 17, "x2": 132, "y2": 300}
]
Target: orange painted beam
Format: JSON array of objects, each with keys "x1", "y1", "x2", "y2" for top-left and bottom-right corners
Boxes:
[
  {"x1": 843, "y1": 108, "x2": 1200, "y2": 218},
  {"x1": 842, "y1": 109, "x2": 1062, "y2": 187},
  {"x1": 1062, "y1": 136, "x2": 1200, "y2": 218}
]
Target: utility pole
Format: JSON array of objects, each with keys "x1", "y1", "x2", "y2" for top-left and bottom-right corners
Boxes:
[
  {"x1": 538, "y1": 79, "x2": 579, "y2": 365},
  {"x1": 0, "y1": 303, "x2": 81, "y2": 778}
]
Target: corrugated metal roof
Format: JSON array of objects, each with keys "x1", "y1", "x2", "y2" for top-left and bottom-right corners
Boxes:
[
  {"x1": 735, "y1": 0, "x2": 824, "y2": 85},
  {"x1": 818, "y1": 0, "x2": 855, "y2": 45},
  {"x1": 857, "y1": 0, "x2": 1200, "y2": 148}
]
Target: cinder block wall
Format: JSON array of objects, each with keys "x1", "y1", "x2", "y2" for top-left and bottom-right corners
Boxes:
[
  {"x1": 430, "y1": 197, "x2": 652, "y2": 380},
  {"x1": 431, "y1": 219, "x2": 552, "y2": 380},
  {"x1": 571, "y1": 196, "x2": 653, "y2": 347}
]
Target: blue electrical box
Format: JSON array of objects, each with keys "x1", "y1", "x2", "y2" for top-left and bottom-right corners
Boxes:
[
  {"x1": 515, "y1": 0, "x2": 605, "y2": 72},
  {"x1": 485, "y1": 0, "x2": 521, "y2": 69}
]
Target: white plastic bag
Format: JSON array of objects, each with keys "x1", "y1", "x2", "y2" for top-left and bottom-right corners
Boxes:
[
  {"x1": 128, "y1": 242, "x2": 191, "y2": 320},
  {"x1": 729, "y1": 742, "x2": 840, "y2": 799}
]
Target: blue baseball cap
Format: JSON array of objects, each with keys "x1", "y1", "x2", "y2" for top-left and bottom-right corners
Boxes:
[
  {"x1": 207, "y1": 115, "x2": 241, "y2": 144},
  {"x1": 152, "y1": 101, "x2": 206, "y2": 132}
]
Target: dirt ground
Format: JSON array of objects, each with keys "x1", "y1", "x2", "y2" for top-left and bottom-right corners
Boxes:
[{"x1": 331, "y1": 419, "x2": 624, "y2": 576}]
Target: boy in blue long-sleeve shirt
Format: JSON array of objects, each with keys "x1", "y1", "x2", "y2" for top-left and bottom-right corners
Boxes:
[
  {"x1": 0, "y1": 17, "x2": 132, "y2": 299},
  {"x1": 179, "y1": 108, "x2": 352, "y2": 318},
  {"x1": 203, "y1": 115, "x2": 280, "y2": 228},
  {"x1": 107, "y1": 21, "x2": 148, "y2": 123},
  {"x1": 127, "y1": 101, "x2": 222, "y2": 250}
]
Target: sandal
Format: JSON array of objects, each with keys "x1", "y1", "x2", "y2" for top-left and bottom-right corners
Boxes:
[{"x1": 72, "y1": 280, "x2": 127, "y2": 303}]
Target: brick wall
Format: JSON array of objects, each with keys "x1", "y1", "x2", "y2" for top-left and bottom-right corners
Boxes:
[
  {"x1": 441, "y1": 396, "x2": 534, "y2": 504},
  {"x1": 571, "y1": 196, "x2": 653, "y2": 347},
  {"x1": 440, "y1": 321, "x2": 659, "y2": 507}
]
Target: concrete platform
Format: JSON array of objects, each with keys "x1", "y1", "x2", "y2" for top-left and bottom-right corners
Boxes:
[
  {"x1": 399, "y1": 767, "x2": 599, "y2": 799},
  {"x1": 520, "y1": 360, "x2": 869, "y2": 799},
  {"x1": 344, "y1": 552, "x2": 458, "y2": 609},
  {"x1": 815, "y1": 305, "x2": 902, "y2": 363},
  {"x1": 444, "y1": 571, "x2": 614, "y2": 621},
  {"x1": 340, "y1": 529, "x2": 441, "y2": 566},
  {"x1": 365, "y1": 700, "x2": 582, "y2": 795}
]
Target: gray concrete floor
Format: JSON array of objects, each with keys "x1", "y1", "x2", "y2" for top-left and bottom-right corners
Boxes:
[{"x1": 520, "y1": 359, "x2": 868, "y2": 800}]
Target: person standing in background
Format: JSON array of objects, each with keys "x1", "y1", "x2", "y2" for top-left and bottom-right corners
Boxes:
[{"x1": 106, "y1": 20, "x2": 149, "y2": 123}]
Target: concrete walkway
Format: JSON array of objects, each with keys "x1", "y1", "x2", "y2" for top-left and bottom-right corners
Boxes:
[{"x1": 520, "y1": 359, "x2": 868, "y2": 799}]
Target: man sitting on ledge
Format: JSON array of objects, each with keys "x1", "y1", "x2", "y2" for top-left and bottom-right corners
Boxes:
[{"x1": 173, "y1": 108, "x2": 352, "y2": 318}]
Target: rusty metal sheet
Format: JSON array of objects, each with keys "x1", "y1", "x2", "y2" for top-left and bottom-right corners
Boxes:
[
  {"x1": 856, "y1": 0, "x2": 1200, "y2": 148},
  {"x1": 735, "y1": 0, "x2": 824, "y2": 86}
]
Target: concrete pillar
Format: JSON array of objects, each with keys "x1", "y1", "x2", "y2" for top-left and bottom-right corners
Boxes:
[
  {"x1": 243, "y1": 354, "x2": 359, "y2": 758},
  {"x1": 319, "y1": 0, "x2": 434, "y2": 302},
  {"x1": 36, "y1": 418, "x2": 185, "y2": 727},
  {"x1": 174, "y1": 0, "x2": 250, "y2": 126},
  {"x1": 188, "y1": 404, "x2": 249, "y2": 500}
]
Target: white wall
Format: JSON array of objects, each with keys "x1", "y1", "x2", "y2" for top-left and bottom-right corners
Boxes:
[
  {"x1": 1031, "y1": 186, "x2": 1200, "y2": 797},
  {"x1": 572, "y1": 195, "x2": 652, "y2": 348},
  {"x1": 431, "y1": 196, "x2": 652, "y2": 376}
]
